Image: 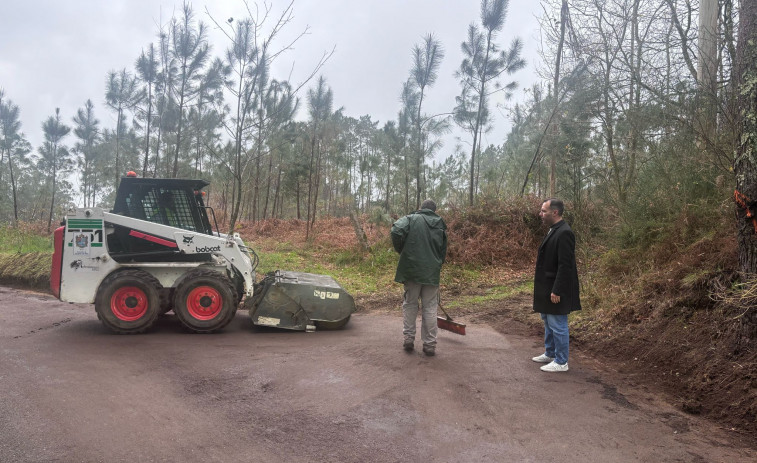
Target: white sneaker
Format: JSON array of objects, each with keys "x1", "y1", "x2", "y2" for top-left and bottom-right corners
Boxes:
[
  {"x1": 532, "y1": 353, "x2": 554, "y2": 363},
  {"x1": 540, "y1": 361, "x2": 569, "y2": 372}
]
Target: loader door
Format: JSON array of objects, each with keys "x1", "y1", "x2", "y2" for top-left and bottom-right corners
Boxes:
[{"x1": 113, "y1": 177, "x2": 213, "y2": 234}]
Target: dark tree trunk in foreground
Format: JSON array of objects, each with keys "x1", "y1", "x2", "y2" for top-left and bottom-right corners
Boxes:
[
  {"x1": 734, "y1": 0, "x2": 757, "y2": 337},
  {"x1": 735, "y1": 0, "x2": 757, "y2": 273}
]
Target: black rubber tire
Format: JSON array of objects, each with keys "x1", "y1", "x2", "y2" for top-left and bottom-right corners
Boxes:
[
  {"x1": 173, "y1": 269, "x2": 237, "y2": 333},
  {"x1": 94, "y1": 270, "x2": 162, "y2": 334}
]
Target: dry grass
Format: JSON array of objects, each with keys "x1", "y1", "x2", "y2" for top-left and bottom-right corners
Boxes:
[
  {"x1": 0, "y1": 252, "x2": 51, "y2": 289},
  {"x1": 444, "y1": 196, "x2": 542, "y2": 267}
]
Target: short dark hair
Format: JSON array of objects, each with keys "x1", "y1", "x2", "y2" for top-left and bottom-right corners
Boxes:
[
  {"x1": 544, "y1": 198, "x2": 564, "y2": 216},
  {"x1": 420, "y1": 199, "x2": 437, "y2": 212}
]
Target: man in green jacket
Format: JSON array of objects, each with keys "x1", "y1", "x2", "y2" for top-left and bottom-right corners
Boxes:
[{"x1": 391, "y1": 199, "x2": 448, "y2": 356}]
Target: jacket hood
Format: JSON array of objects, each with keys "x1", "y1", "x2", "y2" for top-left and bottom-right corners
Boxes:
[{"x1": 416, "y1": 209, "x2": 446, "y2": 229}]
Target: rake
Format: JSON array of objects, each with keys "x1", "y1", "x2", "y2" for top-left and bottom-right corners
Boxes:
[{"x1": 437, "y1": 294, "x2": 466, "y2": 335}]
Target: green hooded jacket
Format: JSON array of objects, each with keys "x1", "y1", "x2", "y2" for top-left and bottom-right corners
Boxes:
[{"x1": 391, "y1": 209, "x2": 448, "y2": 285}]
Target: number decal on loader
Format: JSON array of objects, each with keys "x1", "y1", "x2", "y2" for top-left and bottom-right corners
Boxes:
[{"x1": 67, "y1": 219, "x2": 104, "y2": 252}]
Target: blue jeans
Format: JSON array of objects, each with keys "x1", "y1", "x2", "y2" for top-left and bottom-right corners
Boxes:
[{"x1": 541, "y1": 313, "x2": 569, "y2": 365}]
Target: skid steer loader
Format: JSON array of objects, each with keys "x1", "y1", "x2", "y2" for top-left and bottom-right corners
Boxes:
[{"x1": 50, "y1": 173, "x2": 355, "y2": 334}]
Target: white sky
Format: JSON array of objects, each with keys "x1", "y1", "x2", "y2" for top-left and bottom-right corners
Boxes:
[{"x1": 0, "y1": 0, "x2": 543, "y2": 163}]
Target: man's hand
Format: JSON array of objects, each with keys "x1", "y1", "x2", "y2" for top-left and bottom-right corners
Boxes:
[{"x1": 550, "y1": 293, "x2": 561, "y2": 304}]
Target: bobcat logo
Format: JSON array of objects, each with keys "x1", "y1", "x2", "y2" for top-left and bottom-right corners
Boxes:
[{"x1": 183, "y1": 235, "x2": 194, "y2": 244}]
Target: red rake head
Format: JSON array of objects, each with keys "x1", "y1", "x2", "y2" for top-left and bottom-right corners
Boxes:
[{"x1": 437, "y1": 316, "x2": 466, "y2": 335}]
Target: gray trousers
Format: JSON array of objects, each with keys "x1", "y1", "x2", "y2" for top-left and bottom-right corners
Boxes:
[{"x1": 402, "y1": 281, "x2": 439, "y2": 347}]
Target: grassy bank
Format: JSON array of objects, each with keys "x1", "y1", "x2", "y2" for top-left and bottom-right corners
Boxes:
[
  {"x1": 0, "y1": 252, "x2": 51, "y2": 289},
  {"x1": 0, "y1": 223, "x2": 53, "y2": 254},
  {"x1": 0, "y1": 224, "x2": 54, "y2": 289}
]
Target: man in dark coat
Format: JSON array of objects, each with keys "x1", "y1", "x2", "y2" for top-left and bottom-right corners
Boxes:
[
  {"x1": 531, "y1": 198, "x2": 581, "y2": 372},
  {"x1": 391, "y1": 199, "x2": 447, "y2": 356}
]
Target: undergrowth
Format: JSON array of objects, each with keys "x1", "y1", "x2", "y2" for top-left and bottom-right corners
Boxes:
[
  {"x1": 0, "y1": 223, "x2": 53, "y2": 253},
  {"x1": 576, "y1": 207, "x2": 755, "y2": 435}
]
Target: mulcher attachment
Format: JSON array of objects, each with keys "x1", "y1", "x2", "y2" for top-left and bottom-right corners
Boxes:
[{"x1": 246, "y1": 270, "x2": 356, "y2": 331}]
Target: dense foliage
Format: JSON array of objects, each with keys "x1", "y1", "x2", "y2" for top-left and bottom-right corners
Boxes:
[{"x1": 0, "y1": 0, "x2": 748, "y2": 252}]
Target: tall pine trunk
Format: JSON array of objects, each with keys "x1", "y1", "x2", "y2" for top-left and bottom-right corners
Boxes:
[
  {"x1": 143, "y1": 83, "x2": 153, "y2": 176},
  {"x1": 47, "y1": 142, "x2": 58, "y2": 233},
  {"x1": 8, "y1": 151, "x2": 18, "y2": 223}
]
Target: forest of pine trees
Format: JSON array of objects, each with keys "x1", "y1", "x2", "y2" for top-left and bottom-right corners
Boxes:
[{"x1": 0, "y1": 0, "x2": 753, "y2": 262}]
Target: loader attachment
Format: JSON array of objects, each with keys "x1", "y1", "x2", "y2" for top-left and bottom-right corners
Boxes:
[{"x1": 246, "y1": 270, "x2": 356, "y2": 331}]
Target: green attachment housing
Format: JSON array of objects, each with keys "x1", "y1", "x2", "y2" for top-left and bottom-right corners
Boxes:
[{"x1": 247, "y1": 270, "x2": 355, "y2": 331}]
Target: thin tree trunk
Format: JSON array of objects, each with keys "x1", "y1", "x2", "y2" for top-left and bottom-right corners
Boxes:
[
  {"x1": 469, "y1": 30, "x2": 493, "y2": 206},
  {"x1": 252, "y1": 122, "x2": 262, "y2": 222},
  {"x1": 153, "y1": 115, "x2": 162, "y2": 177},
  {"x1": 272, "y1": 163, "x2": 282, "y2": 218},
  {"x1": 306, "y1": 125, "x2": 318, "y2": 239},
  {"x1": 143, "y1": 84, "x2": 153, "y2": 176},
  {"x1": 114, "y1": 108, "x2": 122, "y2": 188},
  {"x1": 295, "y1": 177, "x2": 301, "y2": 220},
  {"x1": 550, "y1": 0, "x2": 568, "y2": 197},
  {"x1": 7, "y1": 151, "x2": 18, "y2": 223},
  {"x1": 173, "y1": 75, "x2": 187, "y2": 178},
  {"x1": 698, "y1": 0, "x2": 719, "y2": 147},
  {"x1": 349, "y1": 210, "x2": 370, "y2": 252},
  {"x1": 47, "y1": 142, "x2": 58, "y2": 233},
  {"x1": 253, "y1": 157, "x2": 260, "y2": 222},
  {"x1": 194, "y1": 127, "x2": 202, "y2": 176},
  {"x1": 263, "y1": 148, "x2": 275, "y2": 218},
  {"x1": 404, "y1": 150, "x2": 409, "y2": 212},
  {"x1": 312, "y1": 143, "x2": 323, "y2": 228},
  {"x1": 415, "y1": 89, "x2": 426, "y2": 210},
  {"x1": 384, "y1": 147, "x2": 392, "y2": 211}
]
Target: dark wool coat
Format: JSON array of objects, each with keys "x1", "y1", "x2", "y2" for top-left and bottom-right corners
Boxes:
[
  {"x1": 533, "y1": 220, "x2": 582, "y2": 315},
  {"x1": 391, "y1": 209, "x2": 447, "y2": 286}
]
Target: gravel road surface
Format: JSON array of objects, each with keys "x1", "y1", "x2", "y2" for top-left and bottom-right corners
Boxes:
[{"x1": 0, "y1": 286, "x2": 753, "y2": 462}]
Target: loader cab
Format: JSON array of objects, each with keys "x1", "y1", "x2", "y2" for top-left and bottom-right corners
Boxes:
[
  {"x1": 105, "y1": 176, "x2": 218, "y2": 262},
  {"x1": 112, "y1": 177, "x2": 214, "y2": 235}
]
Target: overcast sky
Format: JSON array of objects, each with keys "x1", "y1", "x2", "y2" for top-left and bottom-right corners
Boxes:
[{"x1": 0, "y1": 0, "x2": 543, "y2": 163}]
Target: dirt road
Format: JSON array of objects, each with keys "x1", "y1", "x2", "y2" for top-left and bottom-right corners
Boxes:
[{"x1": 0, "y1": 286, "x2": 753, "y2": 462}]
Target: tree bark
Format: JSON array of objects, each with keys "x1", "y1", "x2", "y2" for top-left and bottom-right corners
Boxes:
[
  {"x1": 698, "y1": 0, "x2": 719, "y2": 147},
  {"x1": 735, "y1": 0, "x2": 757, "y2": 274},
  {"x1": 114, "y1": 107, "x2": 122, "y2": 189},
  {"x1": 549, "y1": 0, "x2": 568, "y2": 197},
  {"x1": 349, "y1": 210, "x2": 370, "y2": 252},
  {"x1": 143, "y1": 81, "x2": 153, "y2": 176},
  {"x1": 8, "y1": 149, "x2": 18, "y2": 223},
  {"x1": 47, "y1": 141, "x2": 58, "y2": 233},
  {"x1": 734, "y1": 0, "x2": 757, "y2": 338}
]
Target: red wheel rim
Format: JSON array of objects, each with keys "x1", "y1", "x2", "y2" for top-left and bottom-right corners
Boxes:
[
  {"x1": 111, "y1": 286, "x2": 149, "y2": 321},
  {"x1": 186, "y1": 286, "x2": 223, "y2": 320}
]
